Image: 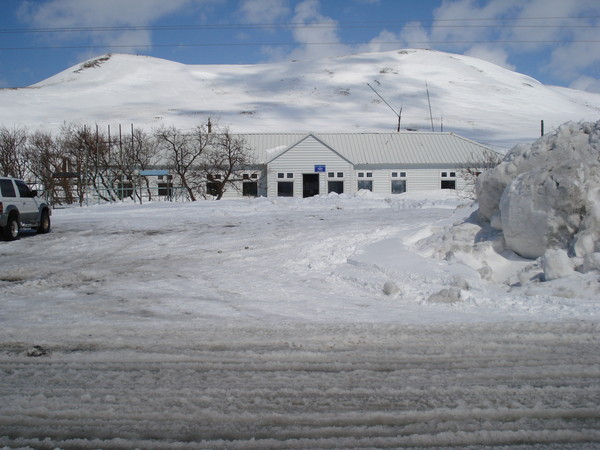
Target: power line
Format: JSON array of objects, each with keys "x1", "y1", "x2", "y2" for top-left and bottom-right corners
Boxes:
[
  {"x1": 1, "y1": 39, "x2": 599, "y2": 51},
  {"x1": 0, "y1": 16, "x2": 598, "y2": 34}
]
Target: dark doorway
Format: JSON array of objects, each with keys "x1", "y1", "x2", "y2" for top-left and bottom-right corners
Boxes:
[{"x1": 303, "y1": 174, "x2": 320, "y2": 198}]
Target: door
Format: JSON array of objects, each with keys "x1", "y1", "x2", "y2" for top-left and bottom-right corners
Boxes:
[
  {"x1": 14, "y1": 179, "x2": 40, "y2": 223},
  {"x1": 303, "y1": 174, "x2": 320, "y2": 198}
]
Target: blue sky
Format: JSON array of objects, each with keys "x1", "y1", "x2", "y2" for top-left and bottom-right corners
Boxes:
[{"x1": 1, "y1": 0, "x2": 599, "y2": 91}]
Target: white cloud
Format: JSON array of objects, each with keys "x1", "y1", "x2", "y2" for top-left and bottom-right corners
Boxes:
[
  {"x1": 286, "y1": 0, "x2": 351, "y2": 60},
  {"x1": 239, "y1": 0, "x2": 290, "y2": 24},
  {"x1": 569, "y1": 75, "x2": 600, "y2": 93},
  {"x1": 377, "y1": 0, "x2": 600, "y2": 91},
  {"x1": 17, "y1": 0, "x2": 220, "y2": 55}
]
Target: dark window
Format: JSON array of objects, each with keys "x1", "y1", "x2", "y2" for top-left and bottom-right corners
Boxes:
[
  {"x1": 449, "y1": 172, "x2": 456, "y2": 177},
  {"x1": 400, "y1": 172, "x2": 406, "y2": 178},
  {"x1": 278, "y1": 173, "x2": 285, "y2": 179},
  {"x1": 158, "y1": 182, "x2": 173, "y2": 197},
  {"x1": 357, "y1": 180, "x2": 373, "y2": 191},
  {"x1": 337, "y1": 172, "x2": 343, "y2": 178},
  {"x1": 117, "y1": 181, "x2": 134, "y2": 199},
  {"x1": 278, "y1": 181, "x2": 293, "y2": 197},
  {"x1": 391, "y1": 172, "x2": 398, "y2": 178},
  {"x1": 366, "y1": 173, "x2": 373, "y2": 178},
  {"x1": 287, "y1": 173, "x2": 294, "y2": 179},
  {"x1": 441, "y1": 180, "x2": 456, "y2": 190},
  {"x1": 251, "y1": 174, "x2": 258, "y2": 179},
  {"x1": 328, "y1": 181, "x2": 344, "y2": 194},
  {"x1": 206, "y1": 182, "x2": 220, "y2": 196},
  {"x1": 243, "y1": 182, "x2": 258, "y2": 197},
  {"x1": 328, "y1": 172, "x2": 335, "y2": 178},
  {"x1": 243, "y1": 174, "x2": 250, "y2": 180},
  {"x1": 358, "y1": 172, "x2": 364, "y2": 178},
  {"x1": 15, "y1": 180, "x2": 32, "y2": 198},
  {"x1": 0, "y1": 179, "x2": 16, "y2": 197},
  {"x1": 392, "y1": 180, "x2": 407, "y2": 194}
]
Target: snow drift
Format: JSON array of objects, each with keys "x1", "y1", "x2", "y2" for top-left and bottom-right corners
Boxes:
[{"x1": 476, "y1": 120, "x2": 600, "y2": 275}]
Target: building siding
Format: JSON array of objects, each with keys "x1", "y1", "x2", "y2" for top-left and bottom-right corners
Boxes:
[{"x1": 268, "y1": 136, "x2": 353, "y2": 197}]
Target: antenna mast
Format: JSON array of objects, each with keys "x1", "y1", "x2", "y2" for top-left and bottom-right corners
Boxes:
[
  {"x1": 426, "y1": 82, "x2": 435, "y2": 132},
  {"x1": 367, "y1": 83, "x2": 402, "y2": 132}
]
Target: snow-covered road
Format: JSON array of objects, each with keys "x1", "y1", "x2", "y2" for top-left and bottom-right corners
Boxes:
[
  {"x1": 1, "y1": 193, "x2": 599, "y2": 448},
  {"x1": 2, "y1": 322, "x2": 599, "y2": 449}
]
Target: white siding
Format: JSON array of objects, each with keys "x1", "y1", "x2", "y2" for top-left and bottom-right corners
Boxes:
[{"x1": 267, "y1": 136, "x2": 352, "y2": 198}]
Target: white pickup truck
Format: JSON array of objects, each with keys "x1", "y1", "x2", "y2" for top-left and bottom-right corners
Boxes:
[{"x1": 0, "y1": 177, "x2": 51, "y2": 240}]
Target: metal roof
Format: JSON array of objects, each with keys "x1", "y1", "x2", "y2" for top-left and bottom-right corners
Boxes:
[{"x1": 238, "y1": 132, "x2": 494, "y2": 167}]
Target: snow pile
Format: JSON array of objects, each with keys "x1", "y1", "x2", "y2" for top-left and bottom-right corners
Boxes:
[
  {"x1": 416, "y1": 121, "x2": 600, "y2": 286},
  {"x1": 477, "y1": 121, "x2": 600, "y2": 273}
]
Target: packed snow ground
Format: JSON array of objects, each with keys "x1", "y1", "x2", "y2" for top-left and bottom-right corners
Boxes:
[{"x1": 1, "y1": 192, "x2": 600, "y2": 448}]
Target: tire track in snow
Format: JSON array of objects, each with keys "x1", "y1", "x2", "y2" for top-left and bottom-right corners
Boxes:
[{"x1": 1, "y1": 322, "x2": 599, "y2": 449}]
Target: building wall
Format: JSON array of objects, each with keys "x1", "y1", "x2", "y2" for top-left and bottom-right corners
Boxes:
[{"x1": 267, "y1": 136, "x2": 353, "y2": 198}]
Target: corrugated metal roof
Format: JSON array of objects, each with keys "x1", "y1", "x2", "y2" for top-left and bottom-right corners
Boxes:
[{"x1": 237, "y1": 132, "x2": 493, "y2": 167}]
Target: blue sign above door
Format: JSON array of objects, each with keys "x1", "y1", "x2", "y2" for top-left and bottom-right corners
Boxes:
[{"x1": 314, "y1": 165, "x2": 326, "y2": 173}]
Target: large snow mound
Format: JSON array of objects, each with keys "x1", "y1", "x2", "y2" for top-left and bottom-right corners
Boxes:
[{"x1": 476, "y1": 120, "x2": 600, "y2": 269}]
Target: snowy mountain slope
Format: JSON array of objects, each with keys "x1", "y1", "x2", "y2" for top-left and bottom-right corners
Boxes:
[{"x1": 2, "y1": 49, "x2": 600, "y2": 148}]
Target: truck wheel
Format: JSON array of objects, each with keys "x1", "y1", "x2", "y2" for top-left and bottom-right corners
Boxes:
[
  {"x1": 37, "y1": 209, "x2": 51, "y2": 234},
  {"x1": 2, "y1": 214, "x2": 19, "y2": 241}
]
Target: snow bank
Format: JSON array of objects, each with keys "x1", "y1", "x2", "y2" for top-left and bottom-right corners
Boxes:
[{"x1": 476, "y1": 120, "x2": 600, "y2": 266}]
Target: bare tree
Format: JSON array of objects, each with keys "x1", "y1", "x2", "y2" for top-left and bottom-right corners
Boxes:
[
  {"x1": 155, "y1": 124, "x2": 211, "y2": 201},
  {"x1": 203, "y1": 129, "x2": 254, "y2": 200},
  {"x1": 458, "y1": 149, "x2": 503, "y2": 198},
  {"x1": 24, "y1": 130, "x2": 64, "y2": 204},
  {"x1": 124, "y1": 127, "x2": 161, "y2": 201},
  {"x1": 0, "y1": 126, "x2": 28, "y2": 178}
]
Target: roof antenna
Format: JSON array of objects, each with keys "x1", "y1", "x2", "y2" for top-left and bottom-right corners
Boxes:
[
  {"x1": 367, "y1": 83, "x2": 402, "y2": 132},
  {"x1": 426, "y1": 82, "x2": 435, "y2": 132}
]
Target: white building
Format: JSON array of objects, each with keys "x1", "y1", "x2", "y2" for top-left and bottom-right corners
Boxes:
[{"x1": 227, "y1": 132, "x2": 496, "y2": 199}]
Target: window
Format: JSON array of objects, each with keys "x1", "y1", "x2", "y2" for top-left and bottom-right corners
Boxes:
[
  {"x1": 278, "y1": 173, "x2": 285, "y2": 179},
  {"x1": 357, "y1": 180, "x2": 373, "y2": 191},
  {"x1": 287, "y1": 173, "x2": 293, "y2": 179},
  {"x1": 158, "y1": 182, "x2": 173, "y2": 197},
  {"x1": 328, "y1": 172, "x2": 335, "y2": 178},
  {"x1": 391, "y1": 180, "x2": 406, "y2": 194},
  {"x1": 0, "y1": 179, "x2": 16, "y2": 197},
  {"x1": 337, "y1": 172, "x2": 344, "y2": 178},
  {"x1": 243, "y1": 182, "x2": 258, "y2": 197},
  {"x1": 243, "y1": 173, "x2": 250, "y2": 180},
  {"x1": 117, "y1": 181, "x2": 134, "y2": 199},
  {"x1": 15, "y1": 180, "x2": 32, "y2": 198},
  {"x1": 206, "y1": 182, "x2": 220, "y2": 196},
  {"x1": 278, "y1": 181, "x2": 293, "y2": 197},
  {"x1": 441, "y1": 171, "x2": 457, "y2": 190},
  {"x1": 441, "y1": 180, "x2": 456, "y2": 190},
  {"x1": 328, "y1": 181, "x2": 344, "y2": 194},
  {"x1": 392, "y1": 171, "x2": 407, "y2": 178},
  {"x1": 251, "y1": 173, "x2": 258, "y2": 179}
]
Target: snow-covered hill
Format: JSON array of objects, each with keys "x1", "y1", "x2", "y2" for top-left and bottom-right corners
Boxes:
[{"x1": 2, "y1": 49, "x2": 600, "y2": 148}]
